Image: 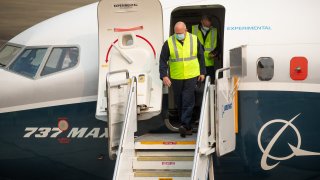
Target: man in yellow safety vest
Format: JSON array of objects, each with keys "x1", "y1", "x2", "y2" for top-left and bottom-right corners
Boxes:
[
  {"x1": 192, "y1": 15, "x2": 219, "y2": 80},
  {"x1": 159, "y1": 21, "x2": 206, "y2": 137}
]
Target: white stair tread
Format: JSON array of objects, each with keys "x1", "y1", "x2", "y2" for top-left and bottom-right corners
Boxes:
[
  {"x1": 137, "y1": 156, "x2": 194, "y2": 161},
  {"x1": 133, "y1": 177, "x2": 190, "y2": 180},
  {"x1": 136, "y1": 133, "x2": 197, "y2": 142},
  {"x1": 136, "y1": 151, "x2": 194, "y2": 157},
  {"x1": 134, "y1": 170, "x2": 191, "y2": 177},
  {"x1": 135, "y1": 133, "x2": 196, "y2": 150},
  {"x1": 133, "y1": 159, "x2": 193, "y2": 170}
]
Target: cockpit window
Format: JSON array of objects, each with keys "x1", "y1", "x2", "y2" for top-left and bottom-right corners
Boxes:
[
  {"x1": 257, "y1": 57, "x2": 274, "y2": 81},
  {"x1": 0, "y1": 45, "x2": 21, "y2": 67},
  {"x1": 9, "y1": 48, "x2": 47, "y2": 78},
  {"x1": 41, "y1": 47, "x2": 79, "y2": 76}
]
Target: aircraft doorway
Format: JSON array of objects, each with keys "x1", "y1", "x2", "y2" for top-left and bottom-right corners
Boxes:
[
  {"x1": 170, "y1": 5, "x2": 225, "y2": 68},
  {"x1": 165, "y1": 5, "x2": 225, "y2": 131}
]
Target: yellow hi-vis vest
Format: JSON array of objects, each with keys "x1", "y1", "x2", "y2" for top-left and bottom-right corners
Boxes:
[
  {"x1": 168, "y1": 32, "x2": 200, "y2": 80},
  {"x1": 192, "y1": 25, "x2": 217, "y2": 67}
]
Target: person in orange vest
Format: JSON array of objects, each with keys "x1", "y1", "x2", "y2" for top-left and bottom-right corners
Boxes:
[
  {"x1": 159, "y1": 21, "x2": 206, "y2": 137},
  {"x1": 192, "y1": 15, "x2": 219, "y2": 80}
]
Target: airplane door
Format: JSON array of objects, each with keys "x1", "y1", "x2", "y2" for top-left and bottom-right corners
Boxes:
[
  {"x1": 96, "y1": 0, "x2": 164, "y2": 159},
  {"x1": 215, "y1": 74, "x2": 236, "y2": 156},
  {"x1": 215, "y1": 46, "x2": 246, "y2": 156},
  {"x1": 215, "y1": 47, "x2": 245, "y2": 156}
]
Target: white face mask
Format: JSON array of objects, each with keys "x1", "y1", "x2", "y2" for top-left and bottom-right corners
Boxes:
[
  {"x1": 175, "y1": 33, "x2": 185, "y2": 41},
  {"x1": 202, "y1": 26, "x2": 210, "y2": 31}
]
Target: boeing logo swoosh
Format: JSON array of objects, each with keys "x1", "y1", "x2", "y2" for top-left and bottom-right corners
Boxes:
[{"x1": 258, "y1": 114, "x2": 320, "y2": 170}]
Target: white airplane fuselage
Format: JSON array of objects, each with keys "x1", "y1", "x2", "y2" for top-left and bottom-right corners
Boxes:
[{"x1": 1, "y1": 0, "x2": 320, "y2": 179}]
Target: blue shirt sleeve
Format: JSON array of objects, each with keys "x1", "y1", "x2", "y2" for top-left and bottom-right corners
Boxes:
[
  {"x1": 197, "y1": 39, "x2": 206, "y2": 75},
  {"x1": 159, "y1": 40, "x2": 169, "y2": 79}
]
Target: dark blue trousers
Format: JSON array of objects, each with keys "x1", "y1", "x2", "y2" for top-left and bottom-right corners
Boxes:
[
  {"x1": 206, "y1": 66, "x2": 216, "y2": 83},
  {"x1": 171, "y1": 77, "x2": 197, "y2": 129}
]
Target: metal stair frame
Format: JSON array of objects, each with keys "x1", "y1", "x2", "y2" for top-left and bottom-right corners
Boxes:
[
  {"x1": 191, "y1": 76, "x2": 216, "y2": 180},
  {"x1": 107, "y1": 69, "x2": 130, "y2": 160},
  {"x1": 112, "y1": 76, "x2": 138, "y2": 180}
]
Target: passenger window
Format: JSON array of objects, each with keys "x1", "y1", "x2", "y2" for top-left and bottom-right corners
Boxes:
[
  {"x1": 257, "y1": 57, "x2": 274, "y2": 81},
  {"x1": 0, "y1": 45, "x2": 21, "y2": 67},
  {"x1": 122, "y1": 34, "x2": 134, "y2": 46},
  {"x1": 41, "y1": 47, "x2": 79, "y2": 76},
  {"x1": 9, "y1": 48, "x2": 47, "y2": 78}
]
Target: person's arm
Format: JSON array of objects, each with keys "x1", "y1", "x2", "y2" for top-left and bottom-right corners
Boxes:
[
  {"x1": 159, "y1": 41, "x2": 170, "y2": 79},
  {"x1": 197, "y1": 39, "x2": 206, "y2": 76},
  {"x1": 159, "y1": 41, "x2": 172, "y2": 87},
  {"x1": 212, "y1": 27, "x2": 220, "y2": 57}
]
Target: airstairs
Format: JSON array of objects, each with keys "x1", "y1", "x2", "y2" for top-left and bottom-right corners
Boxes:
[
  {"x1": 96, "y1": 1, "x2": 239, "y2": 178},
  {"x1": 105, "y1": 72, "x2": 237, "y2": 180}
]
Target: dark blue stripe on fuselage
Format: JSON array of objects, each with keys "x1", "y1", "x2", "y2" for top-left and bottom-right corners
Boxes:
[
  {"x1": 0, "y1": 102, "x2": 114, "y2": 180},
  {"x1": 215, "y1": 90, "x2": 320, "y2": 180},
  {"x1": 2, "y1": 91, "x2": 320, "y2": 180}
]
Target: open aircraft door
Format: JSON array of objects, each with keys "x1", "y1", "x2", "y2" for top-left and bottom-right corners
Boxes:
[
  {"x1": 96, "y1": 0, "x2": 163, "y2": 159},
  {"x1": 215, "y1": 71, "x2": 236, "y2": 156},
  {"x1": 215, "y1": 47, "x2": 245, "y2": 156}
]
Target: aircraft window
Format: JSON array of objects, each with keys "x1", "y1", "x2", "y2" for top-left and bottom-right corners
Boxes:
[
  {"x1": 122, "y1": 34, "x2": 133, "y2": 46},
  {"x1": 9, "y1": 48, "x2": 47, "y2": 78},
  {"x1": 0, "y1": 45, "x2": 21, "y2": 67},
  {"x1": 41, "y1": 47, "x2": 79, "y2": 76},
  {"x1": 257, "y1": 57, "x2": 274, "y2": 81}
]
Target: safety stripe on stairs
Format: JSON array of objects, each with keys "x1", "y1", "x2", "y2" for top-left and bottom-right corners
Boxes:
[{"x1": 139, "y1": 141, "x2": 196, "y2": 145}]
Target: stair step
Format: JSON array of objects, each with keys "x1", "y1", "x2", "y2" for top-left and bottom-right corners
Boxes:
[
  {"x1": 136, "y1": 150, "x2": 194, "y2": 157},
  {"x1": 137, "y1": 156, "x2": 193, "y2": 161},
  {"x1": 134, "y1": 170, "x2": 191, "y2": 177},
  {"x1": 135, "y1": 133, "x2": 196, "y2": 150},
  {"x1": 133, "y1": 177, "x2": 190, "y2": 180},
  {"x1": 133, "y1": 155, "x2": 194, "y2": 170}
]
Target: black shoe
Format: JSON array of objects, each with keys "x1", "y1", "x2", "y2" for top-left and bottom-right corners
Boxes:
[
  {"x1": 185, "y1": 128, "x2": 193, "y2": 136},
  {"x1": 179, "y1": 126, "x2": 186, "y2": 138}
]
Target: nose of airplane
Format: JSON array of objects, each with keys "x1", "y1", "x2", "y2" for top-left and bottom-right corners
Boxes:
[{"x1": 0, "y1": 70, "x2": 38, "y2": 113}]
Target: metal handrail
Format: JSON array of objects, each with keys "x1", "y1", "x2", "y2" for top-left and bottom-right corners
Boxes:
[
  {"x1": 191, "y1": 76, "x2": 213, "y2": 179},
  {"x1": 215, "y1": 67, "x2": 230, "y2": 81},
  {"x1": 113, "y1": 76, "x2": 137, "y2": 180},
  {"x1": 106, "y1": 69, "x2": 129, "y2": 85},
  {"x1": 106, "y1": 69, "x2": 130, "y2": 160}
]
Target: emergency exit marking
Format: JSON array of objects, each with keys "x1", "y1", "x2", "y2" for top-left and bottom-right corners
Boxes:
[{"x1": 290, "y1": 57, "x2": 308, "y2": 80}]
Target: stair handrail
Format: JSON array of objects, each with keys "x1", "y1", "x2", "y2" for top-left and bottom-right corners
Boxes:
[
  {"x1": 112, "y1": 76, "x2": 137, "y2": 180},
  {"x1": 191, "y1": 76, "x2": 215, "y2": 180},
  {"x1": 106, "y1": 69, "x2": 130, "y2": 160}
]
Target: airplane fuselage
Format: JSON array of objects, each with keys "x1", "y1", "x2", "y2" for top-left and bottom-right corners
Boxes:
[{"x1": 1, "y1": 0, "x2": 320, "y2": 179}]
